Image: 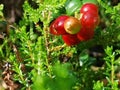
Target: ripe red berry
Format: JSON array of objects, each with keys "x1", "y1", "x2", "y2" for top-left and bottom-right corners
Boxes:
[
  {"x1": 77, "y1": 28, "x2": 94, "y2": 41},
  {"x1": 50, "y1": 20, "x2": 57, "y2": 35},
  {"x1": 64, "y1": 17, "x2": 81, "y2": 34},
  {"x1": 62, "y1": 34, "x2": 80, "y2": 46},
  {"x1": 80, "y1": 11, "x2": 100, "y2": 29},
  {"x1": 50, "y1": 15, "x2": 69, "y2": 35},
  {"x1": 80, "y1": 3, "x2": 98, "y2": 14}
]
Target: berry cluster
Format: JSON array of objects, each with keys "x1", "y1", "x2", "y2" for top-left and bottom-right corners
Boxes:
[{"x1": 50, "y1": 3, "x2": 100, "y2": 46}]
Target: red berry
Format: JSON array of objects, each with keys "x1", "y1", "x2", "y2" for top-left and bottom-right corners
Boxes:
[
  {"x1": 62, "y1": 34, "x2": 80, "y2": 46},
  {"x1": 77, "y1": 28, "x2": 94, "y2": 41},
  {"x1": 50, "y1": 20, "x2": 57, "y2": 35},
  {"x1": 80, "y1": 3, "x2": 98, "y2": 14},
  {"x1": 80, "y1": 11, "x2": 100, "y2": 29},
  {"x1": 64, "y1": 17, "x2": 81, "y2": 34},
  {"x1": 50, "y1": 15, "x2": 69, "y2": 35}
]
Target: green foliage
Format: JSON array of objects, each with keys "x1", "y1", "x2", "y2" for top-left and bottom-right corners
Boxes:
[
  {"x1": 0, "y1": 0, "x2": 120, "y2": 90},
  {"x1": 93, "y1": 81, "x2": 104, "y2": 90},
  {"x1": 32, "y1": 62, "x2": 77, "y2": 90},
  {"x1": 82, "y1": 0, "x2": 98, "y2": 4},
  {"x1": 0, "y1": 4, "x2": 3, "y2": 18}
]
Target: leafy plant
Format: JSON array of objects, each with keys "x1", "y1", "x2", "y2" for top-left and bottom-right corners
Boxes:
[{"x1": 0, "y1": 0, "x2": 120, "y2": 90}]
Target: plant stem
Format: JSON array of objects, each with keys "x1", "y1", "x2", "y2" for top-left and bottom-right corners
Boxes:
[
  {"x1": 27, "y1": 40, "x2": 35, "y2": 64},
  {"x1": 43, "y1": 26, "x2": 52, "y2": 74},
  {"x1": 111, "y1": 52, "x2": 115, "y2": 90}
]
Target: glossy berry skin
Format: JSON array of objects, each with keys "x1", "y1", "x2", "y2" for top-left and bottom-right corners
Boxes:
[
  {"x1": 64, "y1": 17, "x2": 81, "y2": 34},
  {"x1": 62, "y1": 34, "x2": 80, "y2": 46},
  {"x1": 50, "y1": 15, "x2": 69, "y2": 35},
  {"x1": 80, "y1": 3, "x2": 98, "y2": 14},
  {"x1": 65, "y1": 0, "x2": 82, "y2": 15},
  {"x1": 77, "y1": 28, "x2": 94, "y2": 41},
  {"x1": 80, "y1": 11, "x2": 100, "y2": 29},
  {"x1": 50, "y1": 20, "x2": 57, "y2": 35}
]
